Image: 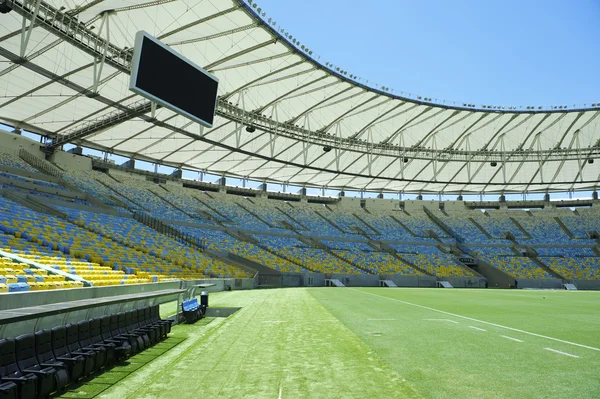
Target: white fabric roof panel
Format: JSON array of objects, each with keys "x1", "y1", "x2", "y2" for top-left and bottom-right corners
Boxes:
[{"x1": 1, "y1": 0, "x2": 599, "y2": 194}]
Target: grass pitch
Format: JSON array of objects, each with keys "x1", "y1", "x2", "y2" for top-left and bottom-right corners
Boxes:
[{"x1": 92, "y1": 288, "x2": 600, "y2": 398}]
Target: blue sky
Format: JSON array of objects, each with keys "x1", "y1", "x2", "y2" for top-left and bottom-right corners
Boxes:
[{"x1": 256, "y1": 0, "x2": 600, "y2": 108}]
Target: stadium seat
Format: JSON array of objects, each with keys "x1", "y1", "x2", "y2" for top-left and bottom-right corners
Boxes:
[
  {"x1": 63, "y1": 324, "x2": 96, "y2": 376},
  {"x1": 34, "y1": 330, "x2": 71, "y2": 391},
  {"x1": 50, "y1": 326, "x2": 85, "y2": 382},
  {"x1": 123, "y1": 311, "x2": 150, "y2": 350},
  {"x1": 109, "y1": 313, "x2": 141, "y2": 355},
  {"x1": 77, "y1": 320, "x2": 107, "y2": 370},
  {"x1": 87, "y1": 317, "x2": 116, "y2": 366},
  {"x1": 14, "y1": 333, "x2": 57, "y2": 398},
  {"x1": 0, "y1": 339, "x2": 37, "y2": 399},
  {"x1": 99, "y1": 315, "x2": 131, "y2": 359},
  {"x1": 150, "y1": 305, "x2": 173, "y2": 336},
  {"x1": 0, "y1": 379, "x2": 17, "y2": 399}
]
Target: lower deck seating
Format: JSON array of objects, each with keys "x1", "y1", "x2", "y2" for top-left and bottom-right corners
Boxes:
[
  {"x1": 278, "y1": 246, "x2": 364, "y2": 275},
  {"x1": 541, "y1": 256, "x2": 600, "y2": 280},
  {"x1": 331, "y1": 250, "x2": 423, "y2": 276},
  {"x1": 402, "y1": 253, "x2": 474, "y2": 277},
  {"x1": 482, "y1": 255, "x2": 553, "y2": 279}
]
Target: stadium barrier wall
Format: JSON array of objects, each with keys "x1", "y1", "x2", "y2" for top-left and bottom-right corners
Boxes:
[
  {"x1": 331, "y1": 274, "x2": 380, "y2": 287},
  {"x1": 50, "y1": 150, "x2": 92, "y2": 171},
  {"x1": 0, "y1": 129, "x2": 46, "y2": 158},
  {"x1": 444, "y1": 276, "x2": 487, "y2": 288},
  {"x1": 390, "y1": 275, "x2": 436, "y2": 287},
  {"x1": 517, "y1": 278, "x2": 563, "y2": 289},
  {"x1": 571, "y1": 280, "x2": 600, "y2": 290},
  {"x1": 0, "y1": 281, "x2": 181, "y2": 311}
]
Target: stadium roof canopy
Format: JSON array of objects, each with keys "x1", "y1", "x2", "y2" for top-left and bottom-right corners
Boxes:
[{"x1": 1, "y1": 0, "x2": 600, "y2": 195}]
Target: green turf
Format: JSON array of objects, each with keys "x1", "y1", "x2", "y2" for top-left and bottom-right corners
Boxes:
[
  {"x1": 87, "y1": 288, "x2": 600, "y2": 398},
  {"x1": 311, "y1": 288, "x2": 600, "y2": 398},
  {"x1": 58, "y1": 336, "x2": 186, "y2": 398},
  {"x1": 95, "y1": 289, "x2": 419, "y2": 399}
]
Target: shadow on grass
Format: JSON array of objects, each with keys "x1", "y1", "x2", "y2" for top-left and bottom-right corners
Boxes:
[{"x1": 55, "y1": 336, "x2": 186, "y2": 399}]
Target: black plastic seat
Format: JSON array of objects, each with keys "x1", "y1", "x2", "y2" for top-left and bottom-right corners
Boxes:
[
  {"x1": 0, "y1": 338, "x2": 38, "y2": 399},
  {"x1": 125, "y1": 310, "x2": 150, "y2": 349},
  {"x1": 0, "y1": 379, "x2": 17, "y2": 399},
  {"x1": 89, "y1": 317, "x2": 116, "y2": 366},
  {"x1": 151, "y1": 305, "x2": 172, "y2": 335},
  {"x1": 34, "y1": 330, "x2": 70, "y2": 391},
  {"x1": 115, "y1": 313, "x2": 144, "y2": 353},
  {"x1": 77, "y1": 320, "x2": 107, "y2": 370},
  {"x1": 15, "y1": 334, "x2": 57, "y2": 398},
  {"x1": 50, "y1": 325, "x2": 85, "y2": 382},
  {"x1": 99, "y1": 315, "x2": 131, "y2": 359},
  {"x1": 108, "y1": 314, "x2": 140, "y2": 354},
  {"x1": 136, "y1": 308, "x2": 160, "y2": 344},
  {"x1": 64, "y1": 324, "x2": 96, "y2": 376},
  {"x1": 144, "y1": 307, "x2": 167, "y2": 339}
]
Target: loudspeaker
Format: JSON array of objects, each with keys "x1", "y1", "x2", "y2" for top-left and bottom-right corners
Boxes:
[
  {"x1": 588, "y1": 159, "x2": 594, "y2": 164},
  {"x1": 490, "y1": 161, "x2": 497, "y2": 167},
  {"x1": 0, "y1": 0, "x2": 12, "y2": 14},
  {"x1": 403, "y1": 157, "x2": 409, "y2": 163},
  {"x1": 245, "y1": 125, "x2": 256, "y2": 133},
  {"x1": 323, "y1": 146, "x2": 332, "y2": 152}
]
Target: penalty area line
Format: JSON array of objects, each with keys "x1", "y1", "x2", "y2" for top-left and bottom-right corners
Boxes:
[
  {"x1": 501, "y1": 335, "x2": 524, "y2": 343},
  {"x1": 367, "y1": 318, "x2": 396, "y2": 321},
  {"x1": 423, "y1": 318, "x2": 458, "y2": 324},
  {"x1": 351, "y1": 289, "x2": 600, "y2": 352},
  {"x1": 468, "y1": 326, "x2": 487, "y2": 332},
  {"x1": 544, "y1": 348, "x2": 580, "y2": 358}
]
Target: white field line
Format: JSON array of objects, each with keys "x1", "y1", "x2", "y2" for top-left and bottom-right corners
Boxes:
[
  {"x1": 278, "y1": 381, "x2": 283, "y2": 399},
  {"x1": 352, "y1": 289, "x2": 600, "y2": 352},
  {"x1": 367, "y1": 318, "x2": 396, "y2": 321},
  {"x1": 544, "y1": 348, "x2": 580, "y2": 358},
  {"x1": 423, "y1": 318, "x2": 458, "y2": 324},
  {"x1": 501, "y1": 335, "x2": 524, "y2": 343},
  {"x1": 261, "y1": 320, "x2": 287, "y2": 324},
  {"x1": 468, "y1": 326, "x2": 487, "y2": 332}
]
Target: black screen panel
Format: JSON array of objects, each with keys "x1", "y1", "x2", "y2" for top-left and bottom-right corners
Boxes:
[{"x1": 131, "y1": 33, "x2": 218, "y2": 127}]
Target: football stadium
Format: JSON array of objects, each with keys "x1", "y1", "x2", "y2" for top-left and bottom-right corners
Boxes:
[{"x1": 0, "y1": 0, "x2": 599, "y2": 398}]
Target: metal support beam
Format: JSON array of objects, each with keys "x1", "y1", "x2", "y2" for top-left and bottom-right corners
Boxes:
[{"x1": 20, "y1": 0, "x2": 42, "y2": 57}]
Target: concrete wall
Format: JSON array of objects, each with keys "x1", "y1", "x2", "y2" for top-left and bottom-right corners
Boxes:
[
  {"x1": 444, "y1": 201, "x2": 468, "y2": 211},
  {"x1": 364, "y1": 197, "x2": 399, "y2": 211},
  {"x1": 0, "y1": 129, "x2": 45, "y2": 158},
  {"x1": 331, "y1": 274, "x2": 380, "y2": 287},
  {"x1": 404, "y1": 200, "x2": 439, "y2": 211},
  {"x1": 572, "y1": 280, "x2": 600, "y2": 290},
  {"x1": 336, "y1": 197, "x2": 362, "y2": 210},
  {"x1": 50, "y1": 151, "x2": 92, "y2": 171},
  {"x1": 389, "y1": 275, "x2": 437, "y2": 287},
  {"x1": 518, "y1": 278, "x2": 563, "y2": 289},
  {"x1": 445, "y1": 276, "x2": 487, "y2": 288}
]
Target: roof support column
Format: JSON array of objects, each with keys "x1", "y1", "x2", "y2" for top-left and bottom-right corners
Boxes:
[
  {"x1": 92, "y1": 11, "x2": 112, "y2": 93},
  {"x1": 20, "y1": 0, "x2": 42, "y2": 57}
]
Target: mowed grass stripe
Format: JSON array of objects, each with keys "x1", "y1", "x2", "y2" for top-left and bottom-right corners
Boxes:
[
  {"x1": 97, "y1": 289, "x2": 420, "y2": 399},
  {"x1": 310, "y1": 288, "x2": 600, "y2": 398},
  {"x1": 352, "y1": 288, "x2": 600, "y2": 352}
]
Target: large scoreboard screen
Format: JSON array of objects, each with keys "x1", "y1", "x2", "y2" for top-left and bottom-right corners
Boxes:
[{"x1": 129, "y1": 31, "x2": 219, "y2": 128}]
